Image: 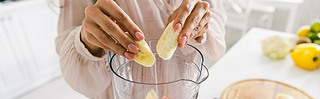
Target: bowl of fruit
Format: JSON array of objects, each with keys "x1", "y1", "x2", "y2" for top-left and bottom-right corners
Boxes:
[{"x1": 291, "y1": 20, "x2": 320, "y2": 71}]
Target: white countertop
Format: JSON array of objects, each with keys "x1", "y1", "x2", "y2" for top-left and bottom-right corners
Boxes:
[
  {"x1": 198, "y1": 27, "x2": 320, "y2": 99},
  {"x1": 20, "y1": 77, "x2": 87, "y2": 99}
]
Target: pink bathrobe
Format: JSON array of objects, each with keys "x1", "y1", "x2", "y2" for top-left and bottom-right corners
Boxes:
[{"x1": 56, "y1": 0, "x2": 226, "y2": 98}]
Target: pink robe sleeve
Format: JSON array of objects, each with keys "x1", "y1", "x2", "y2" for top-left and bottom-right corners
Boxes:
[
  {"x1": 192, "y1": 0, "x2": 227, "y2": 61},
  {"x1": 55, "y1": 0, "x2": 111, "y2": 98}
]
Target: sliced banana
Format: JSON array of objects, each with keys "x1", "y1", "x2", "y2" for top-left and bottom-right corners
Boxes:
[
  {"x1": 156, "y1": 21, "x2": 181, "y2": 60},
  {"x1": 145, "y1": 89, "x2": 158, "y2": 99},
  {"x1": 125, "y1": 32, "x2": 155, "y2": 67}
]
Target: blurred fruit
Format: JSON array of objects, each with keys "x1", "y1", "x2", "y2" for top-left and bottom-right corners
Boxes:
[
  {"x1": 262, "y1": 36, "x2": 292, "y2": 60},
  {"x1": 297, "y1": 25, "x2": 311, "y2": 37},
  {"x1": 276, "y1": 93, "x2": 294, "y2": 99},
  {"x1": 291, "y1": 43, "x2": 320, "y2": 70},
  {"x1": 145, "y1": 89, "x2": 157, "y2": 99},
  {"x1": 295, "y1": 37, "x2": 312, "y2": 45},
  {"x1": 314, "y1": 40, "x2": 320, "y2": 45},
  {"x1": 311, "y1": 21, "x2": 320, "y2": 32},
  {"x1": 307, "y1": 32, "x2": 320, "y2": 42}
]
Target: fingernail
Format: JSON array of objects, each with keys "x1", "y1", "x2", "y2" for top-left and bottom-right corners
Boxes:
[
  {"x1": 174, "y1": 23, "x2": 182, "y2": 31},
  {"x1": 124, "y1": 52, "x2": 134, "y2": 60},
  {"x1": 128, "y1": 44, "x2": 138, "y2": 53},
  {"x1": 180, "y1": 36, "x2": 188, "y2": 47},
  {"x1": 135, "y1": 32, "x2": 144, "y2": 41}
]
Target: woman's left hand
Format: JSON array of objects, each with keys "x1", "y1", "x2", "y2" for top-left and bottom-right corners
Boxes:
[{"x1": 167, "y1": 0, "x2": 212, "y2": 48}]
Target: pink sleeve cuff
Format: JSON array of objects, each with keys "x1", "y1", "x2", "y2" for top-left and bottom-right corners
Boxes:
[{"x1": 73, "y1": 26, "x2": 107, "y2": 61}]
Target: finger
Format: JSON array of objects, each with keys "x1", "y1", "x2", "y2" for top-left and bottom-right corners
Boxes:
[
  {"x1": 190, "y1": 11, "x2": 212, "y2": 39},
  {"x1": 195, "y1": 36, "x2": 204, "y2": 43},
  {"x1": 83, "y1": 18, "x2": 120, "y2": 51},
  {"x1": 178, "y1": 1, "x2": 210, "y2": 48},
  {"x1": 81, "y1": 27, "x2": 104, "y2": 57},
  {"x1": 86, "y1": 32, "x2": 134, "y2": 60},
  {"x1": 167, "y1": 9, "x2": 179, "y2": 26},
  {"x1": 105, "y1": 48, "x2": 134, "y2": 61},
  {"x1": 108, "y1": 17, "x2": 127, "y2": 32},
  {"x1": 85, "y1": 22, "x2": 135, "y2": 59},
  {"x1": 173, "y1": 0, "x2": 199, "y2": 31},
  {"x1": 199, "y1": 23, "x2": 209, "y2": 37},
  {"x1": 86, "y1": 6, "x2": 138, "y2": 53},
  {"x1": 116, "y1": 21, "x2": 127, "y2": 32},
  {"x1": 195, "y1": 24, "x2": 209, "y2": 43},
  {"x1": 97, "y1": 0, "x2": 145, "y2": 41}
]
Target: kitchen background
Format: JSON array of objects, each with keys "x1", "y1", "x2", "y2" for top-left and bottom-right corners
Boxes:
[{"x1": 0, "y1": 0, "x2": 319, "y2": 99}]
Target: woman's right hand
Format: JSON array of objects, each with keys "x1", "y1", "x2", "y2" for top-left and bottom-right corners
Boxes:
[{"x1": 80, "y1": 0, "x2": 145, "y2": 60}]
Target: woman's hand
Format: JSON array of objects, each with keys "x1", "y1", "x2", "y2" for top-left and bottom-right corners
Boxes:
[
  {"x1": 168, "y1": 0, "x2": 212, "y2": 48},
  {"x1": 80, "y1": 0, "x2": 145, "y2": 60}
]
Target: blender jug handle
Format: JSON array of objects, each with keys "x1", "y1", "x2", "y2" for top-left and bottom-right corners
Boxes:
[{"x1": 196, "y1": 64, "x2": 209, "y2": 84}]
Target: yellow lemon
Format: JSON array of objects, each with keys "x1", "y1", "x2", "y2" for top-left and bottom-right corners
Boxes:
[
  {"x1": 297, "y1": 25, "x2": 311, "y2": 37},
  {"x1": 311, "y1": 21, "x2": 320, "y2": 32}
]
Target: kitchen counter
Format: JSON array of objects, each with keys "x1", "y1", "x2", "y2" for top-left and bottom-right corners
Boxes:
[
  {"x1": 198, "y1": 27, "x2": 320, "y2": 99},
  {"x1": 20, "y1": 77, "x2": 87, "y2": 99}
]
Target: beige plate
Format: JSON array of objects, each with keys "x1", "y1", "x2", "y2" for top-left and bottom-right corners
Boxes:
[{"x1": 221, "y1": 79, "x2": 313, "y2": 99}]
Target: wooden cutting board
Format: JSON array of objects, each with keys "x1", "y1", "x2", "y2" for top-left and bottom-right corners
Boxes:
[{"x1": 221, "y1": 79, "x2": 313, "y2": 99}]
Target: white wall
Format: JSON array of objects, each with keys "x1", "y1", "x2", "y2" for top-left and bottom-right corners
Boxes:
[
  {"x1": 294, "y1": 0, "x2": 320, "y2": 31},
  {"x1": 225, "y1": 0, "x2": 320, "y2": 50},
  {"x1": 0, "y1": 0, "x2": 60, "y2": 98}
]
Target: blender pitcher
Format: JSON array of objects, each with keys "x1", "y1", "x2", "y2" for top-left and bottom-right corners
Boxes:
[{"x1": 109, "y1": 40, "x2": 209, "y2": 99}]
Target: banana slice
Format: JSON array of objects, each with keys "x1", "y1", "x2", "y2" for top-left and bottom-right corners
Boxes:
[
  {"x1": 125, "y1": 32, "x2": 155, "y2": 67},
  {"x1": 156, "y1": 21, "x2": 181, "y2": 60},
  {"x1": 145, "y1": 89, "x2": 158, "y2": 99}
]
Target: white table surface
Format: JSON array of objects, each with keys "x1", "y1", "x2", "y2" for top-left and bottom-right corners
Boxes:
[
  {"x1": 20, "y1": 77, "x2": 87, "y2": 99},
  {"x1": 198, "y1": 27, "x2": 320, "y2": 99}
]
